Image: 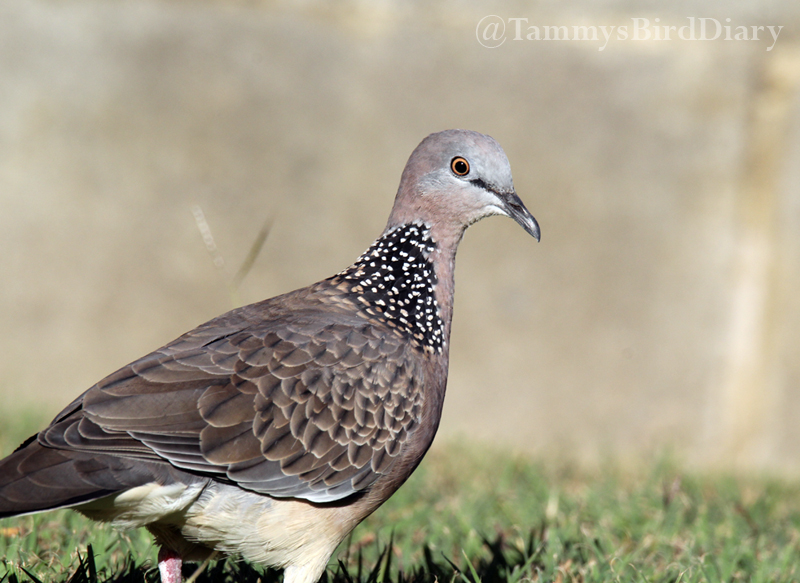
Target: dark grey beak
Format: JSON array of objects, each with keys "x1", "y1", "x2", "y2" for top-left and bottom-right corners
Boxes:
[{"x1": 501, "y1": 191, "x2": 540, "y2": 242}]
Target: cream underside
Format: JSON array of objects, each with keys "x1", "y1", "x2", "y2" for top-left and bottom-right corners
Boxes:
[{"x1": 77, "y1": 481, "x2": 351, "y2": 583}]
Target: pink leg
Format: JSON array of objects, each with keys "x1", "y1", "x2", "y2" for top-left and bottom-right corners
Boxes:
[{"x1": 158, "y1": 547, "x2": 183, "y2": 583}]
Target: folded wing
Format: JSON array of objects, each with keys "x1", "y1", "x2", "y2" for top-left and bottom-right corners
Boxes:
[{"x1": 16, "y1": 308, "x2": 423, "y2": 509}]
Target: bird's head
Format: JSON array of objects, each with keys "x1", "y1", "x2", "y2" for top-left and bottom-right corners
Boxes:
[{"x1": 387, "y1": 129, "x2": 540, "y2": 242}]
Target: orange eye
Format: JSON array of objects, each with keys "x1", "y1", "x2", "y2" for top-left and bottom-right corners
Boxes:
[{"x1": 450, "y1": 157, "x2": 470, "y2": 176}]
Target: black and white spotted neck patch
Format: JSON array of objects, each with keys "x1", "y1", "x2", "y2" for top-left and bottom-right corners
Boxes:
[{"x1": 337, "y1": 222, "x2": 444, "y2": 352}]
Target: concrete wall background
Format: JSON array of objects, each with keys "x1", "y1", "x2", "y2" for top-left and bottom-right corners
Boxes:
[{"x1": 1, "y1": 0, "x2": 799, "y2": 472}]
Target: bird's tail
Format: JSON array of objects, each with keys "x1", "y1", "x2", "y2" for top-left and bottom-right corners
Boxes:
[{"x1": 0, "y1": 436, "x2": 139, "y2": 518}]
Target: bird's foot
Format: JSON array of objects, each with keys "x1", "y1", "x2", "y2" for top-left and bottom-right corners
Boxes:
[{"x1": 158, "y1": 547, "x2": 183, "y2": 583}]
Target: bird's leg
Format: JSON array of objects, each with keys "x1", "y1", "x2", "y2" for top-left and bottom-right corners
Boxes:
[{"x1": 158, "y1": 547, "x2": 183, "y2": 583}]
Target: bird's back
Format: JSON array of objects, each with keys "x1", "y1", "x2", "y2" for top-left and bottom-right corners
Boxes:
[{"x1": 0, "y1": 267, "x2": 435, "y2": 515}]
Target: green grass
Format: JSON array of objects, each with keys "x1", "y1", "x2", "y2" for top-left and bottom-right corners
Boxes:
[{"x1": 3, "y1": 414, "x2": 800, "y2": 582}]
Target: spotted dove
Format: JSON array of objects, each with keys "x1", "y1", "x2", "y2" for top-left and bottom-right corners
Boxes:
[{"x1": 0, "y1": 130, "x2": 539, "y2": 583}]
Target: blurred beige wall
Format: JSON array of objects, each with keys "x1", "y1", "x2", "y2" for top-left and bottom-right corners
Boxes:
[{"x1": 1, "y1": 0, "x2": 799, "y2": 472}]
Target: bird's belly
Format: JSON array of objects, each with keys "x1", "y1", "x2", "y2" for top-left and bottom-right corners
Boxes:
[
  {"x1": 180, "y1": 482, "x2": 351, "y2": 571},
  {"x1": 79, "y1": 479, "x2": 357, "y2": 578}
]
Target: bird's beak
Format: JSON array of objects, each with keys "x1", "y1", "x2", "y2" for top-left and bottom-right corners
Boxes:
[{"x1": 500, "y1": 191, "x2": 540, "y2": 242}]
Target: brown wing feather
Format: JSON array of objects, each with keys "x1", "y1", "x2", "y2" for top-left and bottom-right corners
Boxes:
[
  {"x1": 44, "y1": 305, "x2": 423, "y2": 503},
  {"x1": 0, "y1": 436, "x2": 200, "y2": 518}
]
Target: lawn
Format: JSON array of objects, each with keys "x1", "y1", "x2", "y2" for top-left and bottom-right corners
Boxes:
[{"x1": 2, "y1": 413, "x2": 800, "y2": 582}]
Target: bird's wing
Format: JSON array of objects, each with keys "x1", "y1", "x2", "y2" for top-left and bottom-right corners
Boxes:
[{"x1": 38, "y1": 309, "x2": 424, "y2": 503}]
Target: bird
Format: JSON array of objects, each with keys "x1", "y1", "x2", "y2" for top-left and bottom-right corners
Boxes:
[{"x1": 0, "y1": 129, "x2": 539, "y2": 583}]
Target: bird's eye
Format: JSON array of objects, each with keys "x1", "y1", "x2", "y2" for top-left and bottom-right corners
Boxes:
[{"x1": 450, "y1": 157, "x2": 470, "y2": 176}]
